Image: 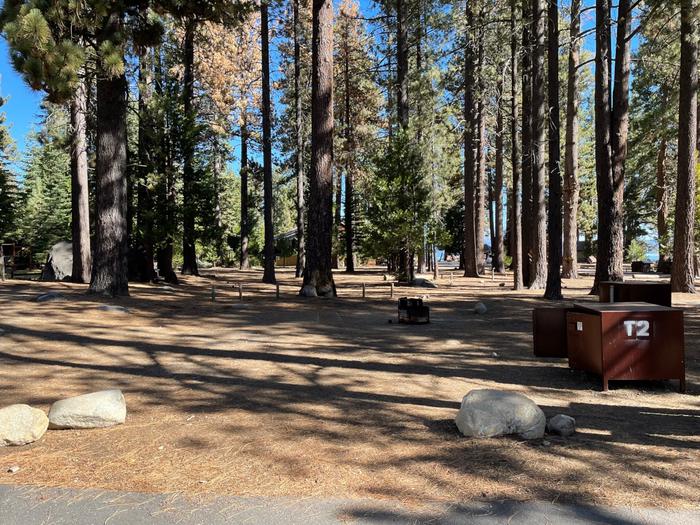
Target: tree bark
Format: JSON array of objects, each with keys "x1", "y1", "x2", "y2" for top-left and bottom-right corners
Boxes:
[
  {"x1": 463, "y1": 0, "x2": 479, "y2": 277},
  {"x1": 294, "y1": 0, "x2": 305, "y2": 278},
  {"x1": 544, "y1": 0, "x2": 562, "y2": 299},
  {"x1": 476, "y1": 64, "x2": 487, "y2": 273},
  {"x1": 530, "y1": 0, "x2": 548, "y2": 290},
  {"x1": 562, "y1": 0, "x2": 580, "y2": 279},
  {"x1": 181, "y1": 19, "x2": 198, "y2": 276},
  {"x1": 672, "y1": 0, "x2": 698, "y2": 293},
  {"x1": 593, "y1": 0, "x2": 615, "y2": 294},
  {"x1": 494, "y1": 75, "x2": 505, "y2": 274},
  {"x1": 343, "y1": 25, "x2": 355, "y2": 273},
  {"x1": 511, "y1": 0, "x2": 524, "y2": 290},
  {"x1": 240, "y1": 118, "x2": 250, "y2": 270},
  {"x1": 89, "y1": 18, "x2": 129, "y2": 297},
  {"x1": 521, "y1": 0, "x2": 533, "y2": 286},
  {"x1": 609, "y1": 0, "x2": 632, "y2": 278},
  {"x1": 154, "y1": 46, "x2": 178, "y2": 284},
  {"x1": 70, "y1": 76, "x2": 91, "y2": 284},
  {"x1": 261, "y1": 2, "x2": 276, "y2": 284},
  {"x1": 656, "y1": 138, "x2": 669, "y2": 263},
  {"x1": 302, "y1": 0, "x2": 336, "y2": 296},
  {"x1": 135, "y1": 52, "x2": 156, "y2": 282}
]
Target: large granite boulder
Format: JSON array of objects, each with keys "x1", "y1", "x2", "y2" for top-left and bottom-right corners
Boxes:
[
  {"x1": 455, "y1": 389, "x2": 546, "y2": 440},
  {"x1": 48, "y1": 390, "x2": 126, "y2": 429},
  {"x1": 0, "y1": 404, "x2": 49, "y2": 446},
  {"x1": 40, "y1": 241, "x2": 73, "y2": 281}
]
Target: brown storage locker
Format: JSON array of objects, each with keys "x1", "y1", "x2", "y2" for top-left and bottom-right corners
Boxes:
[
  {"x1": 533, "y1": 307, "x2": 570, "y2": 358},
  {"x1": 599, "y1": 281, "x2": 672, "y2": 307},
  {"x1": 566, "y1": 302, "x2": 685, "y2": 392}
]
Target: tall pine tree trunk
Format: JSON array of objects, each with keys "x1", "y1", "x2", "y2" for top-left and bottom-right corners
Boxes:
[
  {"x1": 494, "y1": 75, "x2": 505, "y2": 274},
  {"x1": 135, "y1": 53, "x2": 156, "y2": 282},
  {"x1": 608, "y1": 0, "x2": 632, "y2": 280},
  {"x1": 181, "y1": 19, "x2": 198, "y2": 276},
  {"x1": 261, "y1": 2, "x2": 276, "y2": 284},
  {"x1": 89, "y1": 16, "x2": 129, "y2": 296},
  {"x1": 463, "y1": 0, "x2": 479, "y2": 277},
  {"x1": 155, "y1": 46, "x2": 177, "y2": 284},
  {"x1": 294, "y1": 0, "x2": 305, "y2": 278},
  {"x1": 530, "y1": 0, "x2": 548, "y2": 289},
  {"x1": 511, "y1": 0, "x2": 524, "y2": 290},
  {"x1": 672, "y1": 0, "x2": 698, "y2": 293},
  {"x1": 593, "y1": 0, "x2": 614, "y2": 294},
  {"x1": 544, "y1": 0, "x2": 562, "y2": 299},
  {"x1": 240, "y1": 119, "x2": 250, "y2": 269},
  {"x1": 562, "y1": 0, "x2": 580, "y2": 279},
  {"x1": 344, "y1": 27, "x2": 355, "y2": 273},
  {"x1": 70, "y1": 75, "x2": 91, "y2": 284},
  {"x1": 521, "y1": 0, "x2": 533, "y2": 286},
  {"x1": 302, "y1": 0, "x2": 335, "y2": 296},
  {"x1": 656, "y1": 138, "x2": 669, "y2": 264}
]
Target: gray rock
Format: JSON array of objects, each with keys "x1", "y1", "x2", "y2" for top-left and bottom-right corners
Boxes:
[
  {"x1": 7, "y1": 466, "x2": 20, "y2": 473},
  {"x1": 414, "y1": 278, "x2": 438, "y2": 288},
  {"x1": 300, "y1": 285, "x2": 318, "y2": 297},
  {"x1": 474, "y1": 302, "x2": 488, "y2": 314},
  {"x1": 48, "y1": 390, "x2": 126, "y2": 429},
  {"x1": 36, "y1": 292, "x2": 66, "y2": 303},
  {"x1": 98, "y1": 305, "x2": 130, "y2": 314},
  {"x1": 546, "y1": 414, "x2": 576, "y2": 437},
  {"x1": 317, "y1": 284, "x2": 334, "y2": 297},
  {"x1": 40, "y1": 241, "x2": 73, "y2": 281},
  {"x1": 0, "y1": 404, "x2": 49, "y2": 447},
  {"x1": 455, "y1": 389, "x2": 546, "y2": 440}
]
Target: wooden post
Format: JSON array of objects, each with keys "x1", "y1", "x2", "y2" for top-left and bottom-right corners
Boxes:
[
  {"x1": 211, "y1": 285, "x2": 216, "y2": 302},
  {"x1": 390, "y1": 282, "x2": 394, "y2": 298},
  {"x1": 276, "y1": 284, "x2": 280, "y2": 299},
  {"x1": 238, "y1": 283, "x2": 243, "y2": 300},
  {"x1": 362, "y1": 282, "x2": 366, "y2": 298},
  {"x1": 449, "y1": 272, "x2": 453, "y2": 286},
  {"x1": 0, "y1": 245, "x2": 5, "y2": 281},
  {"x1": 492, "y1": 267, "x2": 495, "y2": 281}
]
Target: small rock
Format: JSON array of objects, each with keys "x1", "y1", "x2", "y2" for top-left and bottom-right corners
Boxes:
[
  {"x1": 7, "y1": 466, "x2": 20, "y2": 474},
  {"x1": 317, "y1": 284, "x2": 334, "y2": 297},
  {"x1": 455, "y1": 389, "x2": 546, "y2": 440},
  {"x1": 491, "y1": 352, "x2": 499, "y2": 358},
  {"x1": 48, "y1": 390, "x2": 126, "y2": 429},
  {"x1": 546, "y1": 414, "x2": 576, "y2": 437},
  {"x1": 98, "y1": 305, "x2": 130, "y2": 314},
  {"x1": 300, "y1": 285, "x2": 318, "y2": 297},
  {"x1": 499, "y1": 283, "x2": 506, "y2": 287},
  {"x1": 0, "y1": 404, "x2": 49, "y2": 447},
  {"x1": 542, "y1": 440, "x2": 551, "y2": 446},
  {"x1": 474, "y1": 302, "x2": 488, "y2": 315},
  {"x1": 36, "y1": 292, "x2": 65, "y2": 303},
  {"x1": 160, "y1": 286, "x2": 175, "y2": 292}
]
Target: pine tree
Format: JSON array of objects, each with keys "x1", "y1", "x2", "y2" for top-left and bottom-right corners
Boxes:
[{"x1": 301, "y1": 0, "x2": 335, "y2": 296}]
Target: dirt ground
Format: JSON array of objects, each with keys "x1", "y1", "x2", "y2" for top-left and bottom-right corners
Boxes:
[{"x1": 0, "y1": 268, "x2": 698, "y2": 508}]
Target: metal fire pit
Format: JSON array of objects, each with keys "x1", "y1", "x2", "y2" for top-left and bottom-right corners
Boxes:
[
  {"x1": 398, "y1": 297, "x2": 430, "y2": 324},
  {"x1": 567, "y1": 302, "x2": 685, "y2": 392}
]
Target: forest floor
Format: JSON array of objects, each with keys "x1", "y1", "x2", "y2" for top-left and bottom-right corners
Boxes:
[{"x1": 0, "y1": 267, "x2": 698, "y2": 510}]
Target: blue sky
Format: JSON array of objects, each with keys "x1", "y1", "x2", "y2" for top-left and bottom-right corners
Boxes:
[
  {"x1": 0, "y1": 38, "x2": 43, "y2": 158},
  {"x1": 0, "y1": 0, "x2": 611, "y2": 168}
]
